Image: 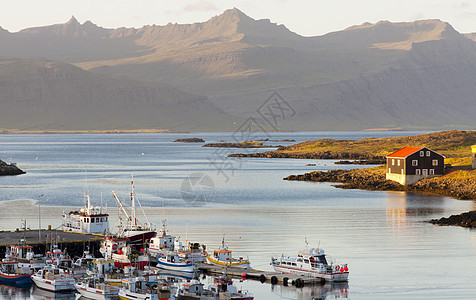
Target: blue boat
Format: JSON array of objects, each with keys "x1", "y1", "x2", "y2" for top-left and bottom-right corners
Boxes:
[
  {"x1": 156, "y1": 252, "x2": 195, "y2": 273},
  {"x1": 0, "y1": 258, "x2": 33, "y2": 285}
]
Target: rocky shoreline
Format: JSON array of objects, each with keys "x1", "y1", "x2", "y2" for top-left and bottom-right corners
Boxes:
[
  {"x1": 284, "y1": 168, "x2": 476, "y2": 200},
  {"x1": 229, "y1": 150, "x2": 382, "y2": 160},
  {"x1": 430, "y1": 211, "x2": 476, "y2": 228},
  {"x1": 0, "y1": 159, "x2": 25, "y2": 176}
]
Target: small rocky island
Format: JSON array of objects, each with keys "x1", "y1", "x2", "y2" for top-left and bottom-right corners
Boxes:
[
  {"x1": 173, "y1": 138, "x2": 205, "y2": 143},
  {"x1": 203, "y1": 141, "x2": 278, "y2": 148},
  {"x1": 0, "y1": 159, "x2": 25, "y2": 175}
]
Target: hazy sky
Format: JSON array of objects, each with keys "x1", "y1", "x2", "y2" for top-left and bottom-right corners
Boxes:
[{"x1": 2, "y1": 0, "x2": 476, "y2": 36}]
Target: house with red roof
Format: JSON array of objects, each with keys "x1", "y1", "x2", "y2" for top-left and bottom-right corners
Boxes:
[{"x1": 386, "y1": 147, "x2": 445, "y2": 185}]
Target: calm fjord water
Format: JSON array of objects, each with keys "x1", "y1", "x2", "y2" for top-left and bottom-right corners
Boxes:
[{"x1": 0, "y1": 132, "x2": 475, "y2": 299}]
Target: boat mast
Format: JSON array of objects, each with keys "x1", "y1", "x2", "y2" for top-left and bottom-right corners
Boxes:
[{"x1": 130, "y1": 174, "x2": 136, "y2": 229}]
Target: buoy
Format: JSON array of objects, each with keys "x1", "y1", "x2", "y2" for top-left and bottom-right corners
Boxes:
[
  {"x1": 259, "y1": 274, "x2": 266, "y2": 283},
  {"x1": 271, "y1": 276, "x2": 278, "y2": 285},
  {"x1": 344, "y1": 266, "x2": 348, "y2": 272},
  {"x1": 335, "y1": 265, "x2": 340, "y2": 271},
  {"x1": 283, "y1": 277, "x2": 289, "y2": 286},
  {"x1": 241, "y1": 273, "x2": 247, "y2": 279},
  {"x1": 340, "y1": 267, "x2": 344, "y2": 272}
]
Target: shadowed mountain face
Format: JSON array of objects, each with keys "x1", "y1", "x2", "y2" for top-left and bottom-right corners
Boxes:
[
  {"x1": 0, "y1": 8, "x2": 476, "y2": 131},
  {"x1": 0, "y1": 58, "x2": 233, "y2": 131}
]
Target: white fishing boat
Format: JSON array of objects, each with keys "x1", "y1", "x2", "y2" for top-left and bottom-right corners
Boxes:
[
  {"x1": 148, "y1": 220, "x2": 206, "y2": 263},
  {"x1": 271, "y1": 244, "x2": 349, "y2": 282},
  {"x1": 205, "y1": 238, "x2": 250, "y2": 269},
  {"x1": 148, "y1": 220, "x2": 175, "y2": 258},
  {"x1": 62, "y1": 193, "x2": 109, "y2": 234},
  {"x1": 156, "y1": 252, "x2": 195, "y2": 274},
  {"x1": 118, "y1": 276, "x2": 170, "y2": 300},
  {"x1": 210, "y1": 275, "x2": 254, "y2": 300},
  {"x1": 10, "y1": 244, "x2": 46, "y2": 273},
  {"x1": 75, "y1": 276, "x2": 120, "y2": 300},
  {"x1": 30, "y1": 265, "x2": 75, "y2": 292},
  {"x1": 175, "y1": 279, "x2": 216, "y2": 300}
]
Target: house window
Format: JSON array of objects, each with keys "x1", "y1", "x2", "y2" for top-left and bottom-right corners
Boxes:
[
  {"x1": 430, "y1": 169, "x2": 435, "y2": 175},
  {"x1": 388, "y1": 168, "x2": 391, "y2": 173},
  {"x1": 420, "y1": 151, "x2": 424, "y2": 157},
  {"x1": 432, "y1": 159, "x2": 438, "y2": 166},
  {"x1": 412, "y1": 160, "x2": 418, "y2": 166},
  {"x1": 397, "y1": 160, "x2": 400, "y2": 166},
  {"x1": 416, "y1": 169, "x2": 421, "y2": 175},
  {"x1": 392, "y1": 159, "x2": 395, "y2": 166},
  {"x1": 426, "y1": 151, "x2": 430, "y2": 157},
  {"x1": 401, "y1": 169, "x2": 404, "y2": 175}
]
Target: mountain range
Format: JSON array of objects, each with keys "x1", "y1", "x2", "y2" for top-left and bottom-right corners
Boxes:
[{"x1": 1, "y1": 8, "x2": 475, "y2": 131}]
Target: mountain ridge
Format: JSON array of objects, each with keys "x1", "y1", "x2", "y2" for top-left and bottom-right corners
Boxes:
[{"x1": 0, "y1": 9, "x2": 475, "y2": 131}]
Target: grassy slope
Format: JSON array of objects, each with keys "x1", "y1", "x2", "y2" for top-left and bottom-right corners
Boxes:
[{"x1": 277, "y1": 130, "x2": 476, "y2": 159}]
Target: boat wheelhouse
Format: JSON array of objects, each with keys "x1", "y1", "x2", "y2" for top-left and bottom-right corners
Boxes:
[
  {"x1": 271, "y1": 247, "x2": 349, "y2": 282},
  {"x1": 62, "y1": 194, "x2": 109, "y2": 234}
]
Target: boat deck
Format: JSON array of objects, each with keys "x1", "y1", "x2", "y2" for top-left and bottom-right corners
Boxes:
[{"x1": 196, "y1": 263, "x2": 324, "y2": 287}]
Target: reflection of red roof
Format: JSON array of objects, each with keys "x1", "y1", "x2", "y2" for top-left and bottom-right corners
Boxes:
[{"x1": 387, "y1": 147, "x2": 423, "y2": 158}]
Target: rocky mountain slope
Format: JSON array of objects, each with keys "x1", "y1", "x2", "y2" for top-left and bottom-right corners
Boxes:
[{"x1": 0, "y1": 9, "x2": 475, "y2": 131}]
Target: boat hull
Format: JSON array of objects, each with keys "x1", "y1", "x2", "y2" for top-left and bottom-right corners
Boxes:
[
  {"x1": 118, "y1": 289, "x2": 158, "y2": 300},
  {"x1": 31, "y1": 276, "x2": 75, "y2": 293},
  {"x1": 156, "y1": 259, "x2": 195, "y2": 273},
  {"x1": 272, "y1": 265, "x2": 349, "y2": 282},
  {"x1": 0, "y1": 273, "x2": 32, "y2": 285},
  {"x1": 206, "y1": 255, "x2": 250, "y2": 269},
  {"x1": 75, "y1": 282, "x2": 119, "y2": 300}
]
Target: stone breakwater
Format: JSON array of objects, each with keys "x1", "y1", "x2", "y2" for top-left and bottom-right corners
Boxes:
[
  {"x1": 430, "y1": 211, "x2": 476, "y2": 228},
  {"x1": 284, "y1": 168, "x2": 476, "y2": 200},
  {"x1": 0, "y1": 159, "x2": 25, "y2": 175}
]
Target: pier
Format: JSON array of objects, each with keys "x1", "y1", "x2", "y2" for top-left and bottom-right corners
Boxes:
[
  {"x1": 0, "y1": 228, "x2": 104, "y2": 258},
  {"x1": 197, "y1": 263, "x2": 324, "y2": 287}
]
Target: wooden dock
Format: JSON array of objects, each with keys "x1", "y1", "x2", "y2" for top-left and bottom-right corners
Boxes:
[{"x1": 196, "y1": 263, "x2": 324, "y2": 287}]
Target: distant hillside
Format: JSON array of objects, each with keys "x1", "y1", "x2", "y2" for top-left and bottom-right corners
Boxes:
[
  {"x1": 0, "y1": 58, "x2": 233, "y2": 131},
  {"x1": 0, "y1": 9, "x2": 476, "y2": 131}
]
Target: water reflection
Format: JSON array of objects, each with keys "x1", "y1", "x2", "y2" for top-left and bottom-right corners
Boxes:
[
  {"x1": 385, "y1": 191, "x2": 446, "y2": 227},
  {"x1": 271, "y1": 282, "x2": 349, "y2": 299},
  {"x1": 0, "y1": 283, "x2": 31, "y2": 299}
]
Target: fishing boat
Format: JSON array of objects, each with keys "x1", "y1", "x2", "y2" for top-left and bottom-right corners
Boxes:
[
  {"x1": 148, "y1": 220, "x2": 175, "y2": 258},
  {"x1": 101, "y1": 236, "x2": 150, "y2": 271},
  {"x1": 10, "y1": 244, "x2": 46, "y2": 274},
  {"x1": 205, "y1": 238, "x2": 250, "y2": 269},
  {"x1": 156, "y1": 252, "x2": 195, "y2": 274},
  {"x1": 0, "y1": 256, "x2": 32, "y2": 285},
  {"x1": 118, "y1": 276, "x2": 170, "y2": 300},
  {"x1": 30, "y1": 265, "x2": 75, "y2": 292},
  {"x1": 270, "y1": 245, "x2": 349, "y2": 282},
  {"x1": 62, "y1": 193, "x2": 109, "y2": 234},
  {"x1": 210, "y1": 275, "x2": 254, "y2": 300},
  {"x1": 75, "y1": 276, "x2": 120, "y2": 300},
  {"x1": 148, "y1": 220, "x2": 206, "y2": 263},
  {"x1": 112, "y1": 176, "x2": 156, "y2": 245},
  {"x1": 175, "y1": 279, "x2": 215, "y2": 300}
]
